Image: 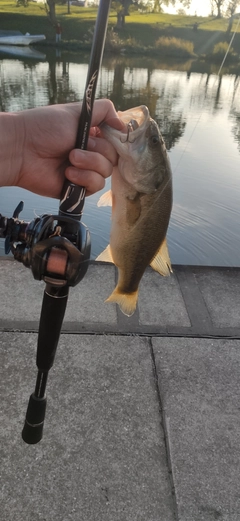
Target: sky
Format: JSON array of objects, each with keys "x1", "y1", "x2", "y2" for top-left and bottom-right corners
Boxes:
[{"x1": 165, "y1": 0, "x2": 211, "y2": 17}]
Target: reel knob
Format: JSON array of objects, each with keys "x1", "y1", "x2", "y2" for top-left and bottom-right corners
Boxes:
[{"x1": 4, "y1": 201, "x2": 24, "y2": 254}]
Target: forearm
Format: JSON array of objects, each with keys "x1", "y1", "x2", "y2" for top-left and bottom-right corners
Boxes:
[{"x1": 0, "y1": 112, "x2": 25, "y2": 187}]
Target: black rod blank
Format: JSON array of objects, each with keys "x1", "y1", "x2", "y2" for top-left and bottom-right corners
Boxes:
[
  {"x1": 59, "y1": 0, "x2": 112, "y2": 220},
  {"x1": 22, "y1": 285, "x2": 68, "y2": 444},
  {"x1": 21, "y1": 0, "x2": 112, "y2": 445}
]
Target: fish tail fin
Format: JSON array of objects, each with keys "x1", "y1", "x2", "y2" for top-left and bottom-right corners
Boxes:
[{"x1": 106, "y1": 288, "x2": 138, "y2": 317}]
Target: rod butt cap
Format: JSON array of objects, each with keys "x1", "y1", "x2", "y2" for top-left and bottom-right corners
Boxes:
[{"x1": 22, "y1": 393, "x2": 47, "y2": 445}]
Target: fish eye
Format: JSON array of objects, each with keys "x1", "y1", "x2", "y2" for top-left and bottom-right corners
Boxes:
[{"x1": 150, "y1": 135, "x2": 160, "y2": 146}]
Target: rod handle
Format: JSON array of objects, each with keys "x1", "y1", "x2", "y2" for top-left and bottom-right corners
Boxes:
[{"x1": 22, "y1": 393, "x2": 47, "y2": 445}]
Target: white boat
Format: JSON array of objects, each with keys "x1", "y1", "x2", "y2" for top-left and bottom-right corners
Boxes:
[
  {"x1": 0, "y1": 45, "x2": 46, "y2": 60},
  {"x1": 0, "y1": 33, "x2": 46, "y2": 46}
]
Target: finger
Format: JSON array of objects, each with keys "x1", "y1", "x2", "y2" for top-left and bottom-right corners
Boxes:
[
  {"x1": 69, "y1": 148, "x2": 114, "y2": 179},
  {"x1": 87, "y1": 137, "x2": 118, "y2": 166},
  {"x1": 91, "y1": 99, "x2": 125, "y2": 130},
  {"x1": 65, "y1": 168, "x2": 106, "y2": 196}
]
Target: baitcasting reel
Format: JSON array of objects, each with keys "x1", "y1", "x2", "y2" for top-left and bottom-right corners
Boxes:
[{"x1": 0, "y1": 201, "x2": 91, "y2": 287}]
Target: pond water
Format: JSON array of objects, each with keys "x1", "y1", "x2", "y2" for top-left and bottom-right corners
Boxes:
[{"x1": 0, "y1": 48, "x2": 240, "y2": 266}]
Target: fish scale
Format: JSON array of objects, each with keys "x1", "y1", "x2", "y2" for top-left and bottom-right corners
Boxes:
[{"x1": 97, "y1": 105, "x2": 173, "y2": 317}]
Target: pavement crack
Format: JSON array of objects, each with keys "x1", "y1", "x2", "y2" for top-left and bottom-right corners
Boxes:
[
  {"x1": 149, "y1": 337, "x2": 179, "y2": 521},
  {"x1": 101, "y1": 486, "x2": 109, "y2": 505}
]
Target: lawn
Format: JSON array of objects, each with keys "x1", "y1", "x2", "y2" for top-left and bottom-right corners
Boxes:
[{"x1": 0, "y1": 1, "x2": 239, "y2": 57}]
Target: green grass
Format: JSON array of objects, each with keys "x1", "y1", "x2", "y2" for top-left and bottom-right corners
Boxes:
[
  {"x1": 0, "y1": 2, "x2": 102, "y2": 40},
  {"x1": 155, "y1": 36, "x2": 195, "y2": 58},
  {"x1": 213, "y1": 41, "x2": 231, "y2": 56},
  {"x1": 1, "y1": 0, "x2": 240, "y2": 58}
]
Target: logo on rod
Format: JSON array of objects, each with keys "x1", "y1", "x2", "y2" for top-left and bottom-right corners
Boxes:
[{"x1": 86, "y1": 70, "x2": 98, "y2": 113}]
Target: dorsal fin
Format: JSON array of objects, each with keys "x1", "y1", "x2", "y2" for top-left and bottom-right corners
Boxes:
[
  {"x1": 95, "y1": 244, "x2": 114, "y2": 263},
  {"x1": 150, "y1": 237, "x2": 172, "y2": 276},
  {"x1": 97, "y1": 190, "x2": 112, "y2": 207}
]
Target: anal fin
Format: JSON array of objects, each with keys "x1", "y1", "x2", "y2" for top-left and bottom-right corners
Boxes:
[
  {"x1": 97, "y1": 190, "x2": 112, "y2": 207},
  {"x1": 150, "y1": 237, "x2": 172, "y2": 276},
  {"x1": 95, "y1": 244, "x2": 114, "y2": 263}
]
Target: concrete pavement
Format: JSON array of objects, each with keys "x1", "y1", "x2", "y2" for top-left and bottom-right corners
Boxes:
[{"x1": 0, "y1": 259, "x2": 240, "y2": 521}]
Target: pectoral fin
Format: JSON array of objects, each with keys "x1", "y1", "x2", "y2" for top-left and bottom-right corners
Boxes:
[
  {"x1": 150, "y1": 238, "x2": 172, "y2": 276},
  {"x1": 126, "y1": 194, "x2": 141, "y2": 226},
  {"x1": 95, "y1": 244, "x2": 114, "y2": 263},
  {"x1": 97, "y1": 190, "x2": 112, "y2": 207}
]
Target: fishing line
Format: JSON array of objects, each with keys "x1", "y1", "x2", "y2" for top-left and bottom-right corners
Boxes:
[
  {"x1": 217, "y1": 14, "x2": 240, "y2": 76},
  {"x1": 126, "y1": 18, "x2": 240, "y2": 230},
  {"x1": 173, "y1": 16, "x2": 240, "y2": 174},
  {"x1": 95, "y1": 16, "x2": 240, "y2": 242},
  {"x1": 172, "y1": 111, "x2": 203, "y2": 175}
]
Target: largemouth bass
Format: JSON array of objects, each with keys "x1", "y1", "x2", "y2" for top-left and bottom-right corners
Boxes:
[{"x1": 96, "y1": 105, "x2": 173, "y2": 316}]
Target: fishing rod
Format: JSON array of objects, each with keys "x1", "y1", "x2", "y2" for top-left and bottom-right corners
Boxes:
[{"x1": 0, "y1": 0, "x2": 112, "y2": 444}]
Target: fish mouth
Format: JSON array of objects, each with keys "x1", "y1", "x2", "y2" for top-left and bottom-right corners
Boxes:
[
  {"x1": 118, "y1": 105, "x2": 149, "y2": 130},
  {"x1": 101, "y1": 105, "x2": 150, "y2": 148}
]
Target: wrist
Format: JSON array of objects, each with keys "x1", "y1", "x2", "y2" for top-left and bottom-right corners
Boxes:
[{"x1": 0, "y1": 112, "x2": 25, "y2": 187}]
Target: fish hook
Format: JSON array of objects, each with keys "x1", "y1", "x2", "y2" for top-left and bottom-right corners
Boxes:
[{"x1": 120, "y1": 120, "x2": 137, "y2": 144}]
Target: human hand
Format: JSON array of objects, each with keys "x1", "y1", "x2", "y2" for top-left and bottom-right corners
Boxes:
[{"x1": 1, "y1": 99, "x2": 123, "y2": 198}]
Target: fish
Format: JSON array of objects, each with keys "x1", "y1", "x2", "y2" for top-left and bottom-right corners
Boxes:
[{"x1": 96, "y1": 105, "x2": 173, "y2": 317}]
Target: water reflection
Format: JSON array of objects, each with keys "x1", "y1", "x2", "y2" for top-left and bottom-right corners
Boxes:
[{"x1": 0, "y1": 50, "x2": 239, "y2": 266}]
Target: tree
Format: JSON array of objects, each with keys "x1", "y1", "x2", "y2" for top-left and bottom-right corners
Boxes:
[
  {"x1": 225, "y1": 1, "x2": 240, "y2": 32},
  {"x1": 178, "y1": 0, "x2": 191, "y2": 8},
  {"x1": 226, "y1": 0, "x2": 240, "y2": 16},
  {"x1": 44, "y1": 0, "x2": 57, "y2": 26},
  {"x1": 209, "y1": 0, "x2": 215, "y2": 15},
  {"x1": 113, "y1": 1, "x2": 192, "y2": 26},
  {"x1": 112, "y1": 0, "x2": 132, "y2": 29},
  {"x1": 211, "y1": 0, "x2": 226, "y2": 17},
  {"x1": 153, "y1": 0, "x2": 170, "y2": 11},
  {"x1": 16, "y1": 0, "x2": 28, "y2": 6},
  {"x1": 44, "y1": 0, "x2": 66, "y2": 28},
  {"x1": 152, "y1": 1, "x2": 191, "y2": 12},
  {"x1": 210, "y1": 0, "x2": 240, "y2": 19}
]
